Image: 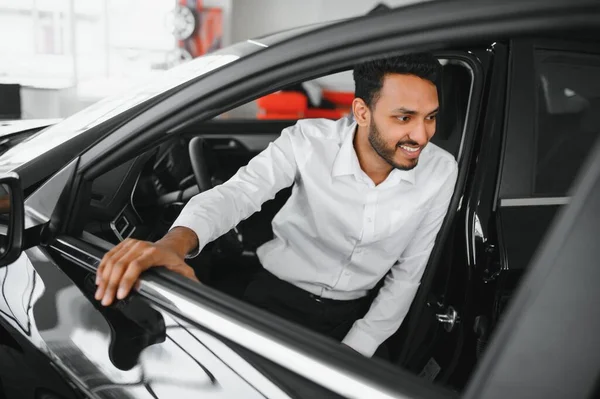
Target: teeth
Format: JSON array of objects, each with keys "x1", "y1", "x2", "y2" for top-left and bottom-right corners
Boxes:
[{"x1": 400, "y1": 145, "x2": 419, "y2": 152}]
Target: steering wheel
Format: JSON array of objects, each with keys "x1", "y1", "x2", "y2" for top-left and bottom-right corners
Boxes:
[{"x1": 188, "y1": 137, "x2": 244, "y2": 255}]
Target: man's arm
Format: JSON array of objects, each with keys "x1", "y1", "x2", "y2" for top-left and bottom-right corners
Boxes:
[
  {"x1": 171, "y1": 125, "x2": 299, "y2": 256},
  {"x1": 342, "y1": 161, "x2": 458, "y2": 357},
  {"x1": 95, "y1": 125, "x2": 300, "y2": 306}
]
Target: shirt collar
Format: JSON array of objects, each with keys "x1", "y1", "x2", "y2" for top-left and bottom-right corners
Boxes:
[
  {"x1": 331, "y1": 121, "x2": 416, "y2": 185},
  {"x1": 331, "y1": 122, "x2": 361, "y2": 178},
  {"x1": 386, "y1": 166, "x2": 416, "y2": 185}
]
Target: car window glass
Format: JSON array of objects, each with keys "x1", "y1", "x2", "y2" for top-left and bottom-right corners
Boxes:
[
  {"x1": 534, "y1": 50, "x2": 600, "y2": 197},
  {"x1": 218, "y1": 71, "x2": 355, "y2": 121}
]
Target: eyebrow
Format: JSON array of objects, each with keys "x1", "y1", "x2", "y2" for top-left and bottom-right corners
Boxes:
[{"x1": 392, "y1": 107, "x2": 439, "y2": 115}]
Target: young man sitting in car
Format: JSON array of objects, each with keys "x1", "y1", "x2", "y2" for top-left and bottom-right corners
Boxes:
[{"x1": 94, "y1": 53, "x2": 458, "y2": 358}]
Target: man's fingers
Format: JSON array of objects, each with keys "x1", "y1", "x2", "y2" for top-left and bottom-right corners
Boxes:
[
  {"x1": 117, "y1": 254, "x2": 154, "y2": 300},
  {"x1": 93, "y1": 239, "x2": 191, "y2": 307},
  {"x1": 95, "y1": 239, "x2": 138, "y2": 301},
  {"x1": 101, "y1": 242, "x2": 150, "y2": 306},
  {"x1": 96, "y1": 242, "x2": 121, "y2": 284},
  {"x1": 96, "y1": 239, "x2": 134, "y2": 284},
  {"x1": 100, "y1": 240, "x2": 136, "y2": 283}
]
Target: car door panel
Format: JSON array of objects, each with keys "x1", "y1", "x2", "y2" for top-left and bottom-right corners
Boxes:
[
  {"x1": 465, "y1": 131, "x2": 600, "y2": 399},
  {"x1": 0, "y1": 242, "x2": 292, "y2": 399},
  {"x1": 0, "y1": 315, "x2": 82, "y2": 399},
  {"x1": 492, "y1": 38, "x2": 600, "y2": 330},
  {"x1": 497, "y1": 204, "x2": 561, "y2": 271},
  {"x1": 50, "y1": 237, "x2": 414, "y2": 399}
]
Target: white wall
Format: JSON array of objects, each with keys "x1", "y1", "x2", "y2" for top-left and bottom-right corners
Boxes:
[
  {"x1": 231, "y1": 0, "x2": 426, "y2": 43},
  {"x1": 230, "y1": 0, "x2": 321, "y2": 43}
]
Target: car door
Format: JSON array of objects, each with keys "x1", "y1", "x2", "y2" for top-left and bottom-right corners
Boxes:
[
  {"x1": 464, "y1": 123, "x2": 600, "y2": 399},
  {"x1": 450, "y1": 36, "x2": 600, "y2": 390},
  {"x1": 487, "y1": 38, "x2": 600, "y2": 332}
]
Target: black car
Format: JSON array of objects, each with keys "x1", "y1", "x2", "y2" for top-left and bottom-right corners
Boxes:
[
  {"x1": 0, "y1": 1, "x2": 599, "y2": 398},
  {"x1": 0, "y1": 119, "x2": 59, "y2": 157}
]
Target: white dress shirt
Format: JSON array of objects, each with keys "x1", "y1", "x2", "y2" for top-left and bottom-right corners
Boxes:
[{"x1": 172, "y1": 116, "x2": 458, "y2": 357}]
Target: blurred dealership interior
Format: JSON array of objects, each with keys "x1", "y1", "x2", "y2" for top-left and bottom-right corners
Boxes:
[{"x1": 0, "y1": 0, "x2": 423, "y2": 121}]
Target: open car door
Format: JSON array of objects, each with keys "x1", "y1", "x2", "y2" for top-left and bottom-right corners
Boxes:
[{"x1": 464, "y1": 139, "x2": 600, "y2": 398}]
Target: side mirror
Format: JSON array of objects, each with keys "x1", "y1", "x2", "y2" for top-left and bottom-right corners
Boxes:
[{"x1": 0, "y1": 172, "x2": 24, "y2": 266}]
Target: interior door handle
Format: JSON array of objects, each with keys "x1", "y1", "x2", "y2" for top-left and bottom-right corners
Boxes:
[{"x1": 436, "y1": 306, "x2": 461, "y2": 332}]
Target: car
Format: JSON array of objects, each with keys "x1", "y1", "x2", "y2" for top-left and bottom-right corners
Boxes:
[
  {"x1": 0, "y1": 1, "x2": 599, "y2": 398},
  {"x1": 0, "y1": 119, "x2": 60, "y2": 156}
]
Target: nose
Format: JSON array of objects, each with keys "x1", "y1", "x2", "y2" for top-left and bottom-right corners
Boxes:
[{"x1": 409, "y1": 120, "x2": 430, "y2": 145}]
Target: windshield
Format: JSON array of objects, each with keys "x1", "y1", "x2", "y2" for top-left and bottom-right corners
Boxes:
[{"x1": 0, "y1": 52, "x2": 242, "y2": 168}]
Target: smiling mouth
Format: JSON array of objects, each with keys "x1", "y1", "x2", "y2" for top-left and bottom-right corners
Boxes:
[
  {"x1": 399, "y1": 145, "x2": 420, "y2": 152},
  {"x1": 397, "y1": 144, "x2": 422, "y2": 159}
]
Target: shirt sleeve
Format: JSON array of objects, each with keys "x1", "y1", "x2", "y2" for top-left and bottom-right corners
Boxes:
[
  {"x1": 342, "y1": 160, "x2": 458, "y2": 357},
  {"x1": 170, "y1": 124, "x2": 300, "y2": 257}
]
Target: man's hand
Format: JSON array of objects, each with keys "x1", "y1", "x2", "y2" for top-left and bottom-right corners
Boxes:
[{"x1": 95, "y1": 227, "x2": 199, "y2": 306}]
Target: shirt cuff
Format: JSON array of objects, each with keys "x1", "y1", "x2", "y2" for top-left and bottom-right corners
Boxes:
[
  {"x1": 341, "y1": 325, "x2": 381, "y2": 357},
  {"x1": 170, "y1": 212, "x2": 213, "y2": 259}
]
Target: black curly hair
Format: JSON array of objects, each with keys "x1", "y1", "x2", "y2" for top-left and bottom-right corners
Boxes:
[{"x1": 353, "y1": 53, "x2": 441, "y2": 109}]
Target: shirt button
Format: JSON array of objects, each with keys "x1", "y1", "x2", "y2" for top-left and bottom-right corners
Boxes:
[{"x1": 367, "y1": 217, "x2": 373, "y2": 223}]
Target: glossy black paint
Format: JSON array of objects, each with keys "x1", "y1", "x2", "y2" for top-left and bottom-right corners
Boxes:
[
  {"x1": 465, "y1": 138, "x2": 600, "y2": 399},
  {"x1": 0, "y1": 318, "x2": 83, "y2": 399},
  {"x1": 454, "y1": 41, "x2": 511, "y2": 386}
]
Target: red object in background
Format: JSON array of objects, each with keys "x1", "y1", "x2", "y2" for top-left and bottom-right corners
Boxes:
[
  {"x1": 177, "y1": 0, "x2": 223, "y2": 58},
  {"x1": 305, "y1": 109, "x2": 346, "y2": 119},
  {"x1": 257, "y1": 92, "x2": 307, "y2": 120},
  {"x1": 195, "y1": 8, "x2": 223, "y2": 55},
  {"x1": 256, "y1": 90, "x2": 353, "y2": 120},
  {"x1": 322, "y1": 90, "x2": 354, "y2": 107}
]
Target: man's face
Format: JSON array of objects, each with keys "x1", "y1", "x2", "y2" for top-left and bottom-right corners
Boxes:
[{"x1": 367, "y1": 73, "x2": 439, "y2": 171}]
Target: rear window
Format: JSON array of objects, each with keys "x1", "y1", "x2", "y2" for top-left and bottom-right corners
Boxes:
[{"x1": 534, "y1": 50, "x2": 600, "y2": 196}]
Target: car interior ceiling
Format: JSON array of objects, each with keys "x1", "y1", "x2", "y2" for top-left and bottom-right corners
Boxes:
[{"x1": 79, "y1": 57, "x2": 473, "y2": 362}]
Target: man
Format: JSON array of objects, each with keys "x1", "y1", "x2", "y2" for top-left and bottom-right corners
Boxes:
[{"x1": 95, "y1": 53, "x2": 458, "y2": 357}]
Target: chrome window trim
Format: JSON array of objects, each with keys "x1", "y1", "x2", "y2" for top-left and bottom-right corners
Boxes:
[
  {"x1": 50, "y1": 238, "x2": 410, "y2": 399},
  {"x1": 500, "y1": 197, "x2": 570, "y2": 207}
]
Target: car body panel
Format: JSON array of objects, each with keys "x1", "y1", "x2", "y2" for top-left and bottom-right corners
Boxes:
[
  {"x1": 0, "y1": 119, "x2": 60, "y2": 138},
  {"x1": 1, "y1": 246, "x2": 291, "y2": 399},
  {"x1": 465, "y1": 135, "x2": 600, "y2": 399}
]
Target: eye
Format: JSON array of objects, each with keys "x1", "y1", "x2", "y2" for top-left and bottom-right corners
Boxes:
[
  {"x1": 396, "y1": 116, "x2": 411, "y2": 122},
  {"x1": 426, "y1": 114, "x2": 437, "y2": 121}
]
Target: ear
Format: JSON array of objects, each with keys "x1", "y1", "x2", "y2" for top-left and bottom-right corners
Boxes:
[{"x1": 352, "y1": 98, "x2": 370, "y2": 127}]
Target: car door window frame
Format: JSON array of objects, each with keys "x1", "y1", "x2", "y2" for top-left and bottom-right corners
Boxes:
[
  {"x1": 48, "y1": 30, "x2": 477, "y2": 399},
  {"x1": 53, "y1": 53, "x2": 478, "y2": 399}
]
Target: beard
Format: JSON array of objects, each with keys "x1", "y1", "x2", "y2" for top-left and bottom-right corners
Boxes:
[{"x1": 368, "y1": 120, "x2": 420, "y2": 171}]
